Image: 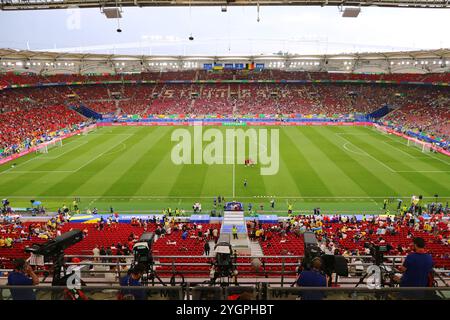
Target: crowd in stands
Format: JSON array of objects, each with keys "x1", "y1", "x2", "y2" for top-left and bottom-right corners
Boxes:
[
  {"x1": 381, "y1": 88, "x2": 449, "y2": 142},
  {"x1": 0, "y1": 105, "x2": 86, "y2": 157},
  {"x1": 2, "y1": 71, "x2": 449, "y2": 85},
  {"x1": 1, "y1": 204, "x2": 448, "y2": 271},
  {"x1": 1, "y1": 71, "x2": 448, "y2": 156},
  {"x1": 0, "y1": 214, "x2": 68, "y2": 268},
  {"x1": 247, "y1": 212, "x2": 449, "y2": 269}
]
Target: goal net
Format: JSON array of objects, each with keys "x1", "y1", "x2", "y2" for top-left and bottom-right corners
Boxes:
[
  {"x1": 36, "y1": 139, "x2": 63, "y2": 154},
  {"x1": 82, "y1": 124, "x2": 97, "y2": 136},
  {"x1": 406, "y1": 138, "x2": 431, "y2": 153}
]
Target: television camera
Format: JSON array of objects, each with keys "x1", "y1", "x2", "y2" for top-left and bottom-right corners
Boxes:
[
  {"x1": 299, "y1": 232, "x2": 348, "y2": 286},
  {"x1": 353, "y1": 242, "x2": 396, "y2": 289},
  {"x1": 131, "y1": 232, "x2": 166, "y2": 286},
  {"x1": 25, "y1": 229, "x2": 83, "y2": 289},
  {"x1": 211, "y1": 241, "x2": 237, "y2": 286},
  {"x1": 364, "y1": 242, "x2": 393, "y2": 266},
  {"x1": 131, "y1": 232, "x2": 185, "y2": 287}
]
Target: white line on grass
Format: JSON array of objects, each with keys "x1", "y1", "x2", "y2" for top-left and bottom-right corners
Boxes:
[
  {"x1": 3, "y1": 170, "x2": 75, "y2": 173},
  {"x1": 376, "y1": 130, "x2": 450, "y2": 166},
  {"x1": 396, "y1": 170, "x2": 450, "y2": 173},
  {"x1": 5, "y1": 195, "x2": 450, "y2": 199},
  {"x1": 335, "y1": 133, "x2": 371, "y2": 136},
  {"x1": 336, "y1": 135, "x2": 396, "y2": 173},
  {"x1": 0, "y1": 154, "x2": 45, "y2": 176},
  {"x1": 37, "y1": 141, "x2": 88, "y2": 160},
  {"x1": 343, "y1": 142, "x2": 367, "y2": 156},
  {"x1": 72, "y1": 134, "x2": 133, "y2": 172},
  {"x1": 381, "y1": 141, "x2": 416, "y2": 159}
]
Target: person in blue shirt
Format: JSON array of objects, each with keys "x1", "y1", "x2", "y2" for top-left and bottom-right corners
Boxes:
[
  {"x1": 181, "y1": 230, "x2": 188, "y2": 240},
  {"x1": 399, "y1": 237, "x2": 434, "y2": 287},
  {"x1": 7, "y1": 258, "x2": 39, "y2": 300},
  {"x1": 296, "y1": 257, "x2": 327, "y2": 300},
  {"x1": 119, "y1": 264, "x2": 146, "y2": 300}
]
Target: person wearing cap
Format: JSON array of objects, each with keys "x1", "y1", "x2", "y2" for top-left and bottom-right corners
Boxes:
[{"x1": 7, "y1": 258, "x2": 39, "y2": 300}]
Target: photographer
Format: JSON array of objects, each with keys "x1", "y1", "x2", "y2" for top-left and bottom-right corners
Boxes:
[
  {"x1": 296, "y1": 257, "x2": 327, "y2": 300},
  {"x1": 398, "y1": 237, "x2": 434, "y2": 287},
  {"x1": 7, "y1": 258, "x2": 40, "y2": 300}
]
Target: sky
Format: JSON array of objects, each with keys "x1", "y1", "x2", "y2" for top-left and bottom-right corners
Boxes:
[{"x1": 0, "y1": 6, "x2": 449, "y2": 56}]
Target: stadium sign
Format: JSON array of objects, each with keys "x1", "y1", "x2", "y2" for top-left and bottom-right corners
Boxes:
[{"x1": 171, "y1": 125, "x2": 279, "y2": 175}]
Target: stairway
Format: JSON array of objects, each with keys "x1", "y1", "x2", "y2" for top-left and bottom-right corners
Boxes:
[
  {"x1": 220, "y1": 211, "x2": 250, "y2": 254},
  {"x1": 249, "y1": 240, "x2": 264, "y2": 257}
]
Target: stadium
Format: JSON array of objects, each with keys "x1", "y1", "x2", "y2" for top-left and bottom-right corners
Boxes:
[{"x1": 0, "y1": 1, "x2": 449, "y2": 304}]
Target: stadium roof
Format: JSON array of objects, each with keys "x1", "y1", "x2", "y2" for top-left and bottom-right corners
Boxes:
[
  {"x1": 1, "y1": 48, "x2": 449, "y2": 62},
  {"x1": 1, "y1": 0, "x2": 449, "y2": 10}
]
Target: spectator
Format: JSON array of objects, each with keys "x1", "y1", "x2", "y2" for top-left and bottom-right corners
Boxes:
[
  {"x1": 7, "y1": 258, "x2": 39, "y2": 300},
  {"x1": 119, "y1": 264, "x2": 146, "y2": 300},
  {"x1": 296, "y1": 257, "x2": 327, "y2": 300},
  {"x1": 398, "y1": 237, "x2": 434, "y2": 287},
  {"x1": 204, "y1": 241, "x2": 210, "y2": 256}
]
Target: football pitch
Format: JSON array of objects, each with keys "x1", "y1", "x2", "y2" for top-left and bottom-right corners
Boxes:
[{"x1": 0, "y1": 125, "x2": 449, "y2": 215}]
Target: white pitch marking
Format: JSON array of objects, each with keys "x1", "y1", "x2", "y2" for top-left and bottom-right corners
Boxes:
[
  {"x1": 71, "y1": 134, "x2": 133, "y2": 172},
  {"x1": 336, "y1": 134, "x2": 396, "y2": 173},
  {"x1": 381, "y1": 141, "x2": 416, "y2": 159},
  {"x1": 5, "y1": 195, "x2": 449, "y2": 199}
]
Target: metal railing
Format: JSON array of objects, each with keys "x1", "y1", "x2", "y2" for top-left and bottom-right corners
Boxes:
[
  {"x1": 0, "y1": 285, "x2": 449, "y2": 301},
  {"x1": 1, "y1": 254, "x2": 449, "y2": 288}
]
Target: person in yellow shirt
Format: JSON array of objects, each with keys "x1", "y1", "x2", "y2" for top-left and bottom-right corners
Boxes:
[
  {"x1": 5, "y1": 237, "x2": 13, "y2": 247},
  {"x1": 0, "y1": 237, "x2": 5, "y2": 247}
]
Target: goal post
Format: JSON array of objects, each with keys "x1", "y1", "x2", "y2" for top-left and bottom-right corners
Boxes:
[
  {"x1": 35, "y1": 138, "x2": 63, "y2": 154},
  {"x1": 406, "y1": 138, "x2": 431, "y2": 153}
]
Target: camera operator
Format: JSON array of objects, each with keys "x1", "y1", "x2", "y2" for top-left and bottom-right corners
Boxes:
[
  {"x1": 396, "y1": 237, "x2": 434, "y2": 288},
  {"x1": 296, "y1": 257, "x2": 327, "y2": 300},
  {"x1": 7, "y1": 258, "x2": 40, "y2": 300},
  {"x1": 118, "y1": 264, "x2": 146, "y2": 300}
]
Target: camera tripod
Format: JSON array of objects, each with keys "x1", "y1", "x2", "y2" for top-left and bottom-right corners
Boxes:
[
  {"x1": 139, "y1": 263, "x2": 166, "y2": 287},
  {"x1": 352, "y1": 262, "x2": 397, "y2": 300},
  {"x1": 355, "y1": 262, "x2": 395, "y2": 288},
  {"x1": 209, "y1": 268, "x2": 238, "y2": 287}
]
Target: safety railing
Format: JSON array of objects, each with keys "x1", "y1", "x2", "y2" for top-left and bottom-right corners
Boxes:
[{"x1": 0, "y1": 285, "x2": 449, "y2": 300}]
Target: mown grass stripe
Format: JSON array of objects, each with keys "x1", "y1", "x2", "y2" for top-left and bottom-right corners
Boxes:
[
  {"x1": 279, "y1": 128, "x2": 333, "y2": 197},
  {"x1": 347, "y1": 130, "x2": 450, "y2": 197},
  {"x1": 101, "y1": 127, "x2": 172, "y2": 197},
  {"x1": 290, "y1": 127, "x2": 370, "y2": 197},
  {"x1": 309, "y1": 126, "x2": 398, "y2": 198}
]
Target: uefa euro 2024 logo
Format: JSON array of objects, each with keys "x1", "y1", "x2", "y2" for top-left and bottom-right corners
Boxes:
[{"x1": 170, "y1": 125, "x2": 280, "y2": 176}]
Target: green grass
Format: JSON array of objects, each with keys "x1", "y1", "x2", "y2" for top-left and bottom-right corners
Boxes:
[{"x1": 0, "y1": 125, "x2": 449, "y2": 215}]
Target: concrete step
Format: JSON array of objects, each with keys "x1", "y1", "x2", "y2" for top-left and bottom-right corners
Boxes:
[{"x1": 249, "y1": 241, "x2": 264, "y2": 257}]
